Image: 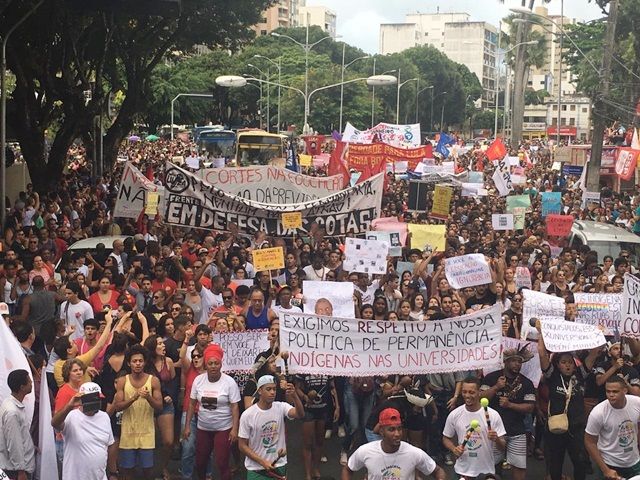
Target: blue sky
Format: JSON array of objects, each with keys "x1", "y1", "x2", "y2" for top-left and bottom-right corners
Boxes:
[{"x1": 307, "y1": 0, "x2": 606, "y2": 53}]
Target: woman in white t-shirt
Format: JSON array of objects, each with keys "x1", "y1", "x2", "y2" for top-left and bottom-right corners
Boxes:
[{"x1": 183, "y1": 344, "x2": 240, "y2": 480}]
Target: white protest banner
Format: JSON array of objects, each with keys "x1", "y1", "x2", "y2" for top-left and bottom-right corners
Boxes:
[
  {"x1": 0, "y1": 314, "x2": 34, "y2": 425},
  {"x1": 492, "y1": 158, "x2": 513, "y2": 197},
  {"x1": 342, "y1": 122, "x2": 421, "y2": 147},
  {"x1": 114, "y1": 163, "x2": 164, "y2": 219},
  {"x1": 366, "y1": 231, "x2": 402, "y2": 257},
  {"x1": 303, "y1": 280, "x2": 355, "y2": 318},
  {"x1": 540, "y1": 318, "x2": 606, "y2": 352},
  {"x1": 281, "y1": 305, "x2": 502, "y2": 376},
  {"x1": 212, "y1": 330, "x2": 270, "y2": 372},
  {"x1": 492, "y1": 214, "x2": 514, "y2": 231},
  {"x1": 574, "y1": 292, "x2": 622, "y2": 335},
  {"x1": 185, "y1": 156, "x2": 200, "y2": 169},
  {"x1": 37, "y1": 371, "x2": 59, "y2": 480},
  {"x1": 343, "y1": 237, "x2": 389, "y2": 274},
  {"x1": 200, "y1": 166, "x2": 345, "y2": 203},
  {"x1": 521, "y1": 289, "x2": 566, "y2": 340},
  {"x1": 515, "y1": 266, "x2": 532, "y2": 290},
  {"x1": 461, "y1": 183, "x2": 488, "y2": 197},
  {"x1": 622, "y1": 273, "x2": 640, "y2": 337},
  {"x1": 444, "y1": 254, "x2": 492, "y2": 289},
  {"x1": 485, "y1": 337, "x2": 542, "y2": 387},
  {"x1": 423, "y1": 162, "x2": 455, "y2": 175},
  {"x1": 164, "y1": 162, "x2": 383, "y2": 236}
]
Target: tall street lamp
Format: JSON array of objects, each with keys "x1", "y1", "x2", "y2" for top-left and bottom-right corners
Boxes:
[
  {"x1": 170, "y1": 94, "x2": 215, "y2": 140},
  {"x1": 432, "y1": 91, "x2": 448, "y2": 131},
  {"x1": 216, "y1": 75, "x2": 397, "y2": 131},
  {"x1": 271, "y1": 28, "x2": 340, "y2": 133},
  {"x1": 253, "y1": 54, "x2": 281, "y2": 132},
  {"x1": 416, "y1": 85, "x2": 433, "y2": 124},
  {"x1": 339, "y1": 43, "x2": 369, "y2": 133},
  {"x1": 396, "y1": 70, "x2": 418, "y2": 123},
  {"x1": 247, "y1": 64, "x2": 270, "y2": 132},
  {"x1": 1, "y1": 0, "x2": 45, "y2": 227},
  {"x1": 371, "y1": 64, "x2": 396, "y2": 127}
]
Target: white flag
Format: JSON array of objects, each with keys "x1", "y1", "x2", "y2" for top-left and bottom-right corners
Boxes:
[
  {"x1": 0, "y1": 315, "x2": 34, "y2": 424},
  {"x1": 37, "y1": 371, "x2": 59, "y2": 480}
]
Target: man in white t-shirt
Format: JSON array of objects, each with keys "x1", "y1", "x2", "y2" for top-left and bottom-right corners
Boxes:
[
  {"x1": 51, "y1": 382, "x2": 114, "y2": 480},
  {"x1": 585, "y1": 375, "x2": 640, "y2": 480},
  {"x1": 60, "y1": 281, "x2": 95, "y2": 340},
  {"x1": 238, "y1": 375, "x2": 304, "y2": 479},
  {"x1": 443, "y1": 377, "x2": 507, "y2": 479},
  {"x1": 270, "y1": 286, "x2": 302, "y2": 320},
  {"x1": 343, "y1": 407, "x2": 445, "y2": 480},
  {"x1": 302, "y1": 254, "x2": 329, "y2": 281}
]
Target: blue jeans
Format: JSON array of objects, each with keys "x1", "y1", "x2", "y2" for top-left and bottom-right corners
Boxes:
[
  {"x1": 181, "y1": 412, "x2": 212, "y2": 479},
  {"x1": 364, "y1": 428, "x2": 381, "y2": 443},
  {"x1": 342, "y1": 382, "x2": 374, "y2": 453}
]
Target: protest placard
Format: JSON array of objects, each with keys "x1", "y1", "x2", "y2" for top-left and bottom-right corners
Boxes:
[
  {"x1": 582, "y1": 191, "x2": 601, "y2": 208},
  {"x1": 212, "y1": 330, "x2": 270, "y2": 372},
  {"x1": 408, "y1": 224, "x2": 446, "y2": 251},
  {"x1": 299, "y1": 154, "x2": 312, "y2": 167},
  {"x1": 492, "y1": 214, "x2": 514, "y2": 231},
  {"x1": 445, "y1": 254, "x2": 492, "y2": 289},
  {"x1": 541, "y1": 192, "x2": 562, "y2": 217},
  {"x1": 367, "y1": 231, "x2": 402, "y2": 257},
  {"x1": 511, "y1": 207, "x2": 526, "y2": 230},
  {"x1": 546, "y1": 214, "x2": 574, "y2": 236},
  {"x1": 430, "y1": 185, "x2": 453, "y2": 220},
  {"x1": 521, "y1": 289, "x2": 566, "y2": 340},
  {"x1": 515, "y1": 266, "x2": 532, "y2": 290},
  {"x1": 165, "y1": 163, "x2": 383, "y2": 236},
  {"x1": 200, "y1": 165, "x2": 344, "y2": 203},
  {"x1": 622, "y1": 273, "x2": 640, "y2": 337},
  {"x1": 492, "y1": 158, "x2": 513, "y2": 197},
  {"x1": 114, "y1": 162, "x2": 164, "y2": 219},
  {"x1": 303, "y1": 280, "x2": 355, "y2": 318},
  {"x1": 280, "y1": 305, "x2": 502, "y2": 376},
  {"x1": 540, "y1": 318, "x2": 606, "y2": 353},
  {"x1": 506, "y1": 195, "x2": 531, "y2": 211},
  {"x1": 396, "y1": 261, "x2": 415, "y2": 277},
  {"x1": 144, "y1": 192, "x2": 159, "y2": 216},
  {"x1": 485, "y1": 337, "x2": 542, "y2": 387},
  {"x1": 252, "y1": 247, "x2": 285, "y2": 272},
  {"x1": 281, "y1": 212, "x2": 302, "y2": 230},
  {"x1": 372, "y1": 217, "x2": 408, "y2": 246},
  {"x1": 461, "y1": 183, "x2": 487, "y2": 197},
  {"x1": 574, "y1": 292, "x2": 622, "y2": 335},
  {"x1": 343, "y1": 237, "x2": 389, "y2": 274},
  {"x1": 468, "y1": 171, "x2": 483, "y2": 183}
]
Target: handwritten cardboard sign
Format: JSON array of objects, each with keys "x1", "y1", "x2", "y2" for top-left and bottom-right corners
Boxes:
[
  {"x1": 546, "y1": 214, "x2": 573, "y2": 236},
  {"x1": 252, "y1": 247, "x2": 285, "y2": 272},
  {"x1": 281, "y1": 211, "x2": 302, "y2": 229}
]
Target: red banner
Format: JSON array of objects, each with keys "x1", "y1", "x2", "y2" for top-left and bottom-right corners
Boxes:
[
  {"x1": 342, "y1": 142, "x2": 433, "y2": 173},
  {"x1": 302, "y1": 135, "x2": 325, "y2": 156},
  {"x1": 546, "y1": 214, "x2": 574, "y2": 237},
  {"x1": 615, "y1": 147, "x2": 639, "y2": 181}
]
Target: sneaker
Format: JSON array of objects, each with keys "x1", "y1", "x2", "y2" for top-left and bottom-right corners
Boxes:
[
  {"x1": 502, "y1": 460, "x2": 511, "y2": 470},
  {"x1": 320, "y1": 455, "x2": 328, "y2": 463},
  {"x1": 444, "y1": 454, "x2": 454, "y2": 466},
  {"x1": 325, "y1": 429, "x2": 332, "y2": 439},
  {"x1": 340, "y1": 451, "x2": 348, "y2": 466},
  {"x1": 338, "y1": 425, "x2": 346, "y2": 438}
]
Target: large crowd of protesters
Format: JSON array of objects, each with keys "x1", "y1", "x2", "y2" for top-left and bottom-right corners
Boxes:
[{"x1": 0, "y1": 132, "x2": 639, "y2": 480}]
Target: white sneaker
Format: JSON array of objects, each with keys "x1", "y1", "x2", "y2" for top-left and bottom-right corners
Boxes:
[
  {"x1": 338, "y1": 425, "x2": 346, "y2": 438},
  {"x1": 324, "y1": 429, "x2": 332, "y2": 439},
  {"x1": 320, "y1": 455, "x2": 328, "y2": 463},
  {"x1": 340, "y1": 451, "x2": 348, "y2": 466}
]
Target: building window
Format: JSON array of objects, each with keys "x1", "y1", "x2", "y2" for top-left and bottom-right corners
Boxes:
[
  {"x1": 552, "y1": 118, "x2": 557, "y2": 126},
  {"x1": 260, "y1": 29, "x2": 267, "y2": 36},
  {"x1": 562, "y1": 105, "x2": 567, "y2": 111},
  {"x1": 570, "y1": 118, "x2": 575, "y2": 126},
  {"x1": 582, "y1": 107, "x2": 588, "y2": 113},
  {"x1": 561, "y1": 118, "x2": 567, "y2": 126},
  {"x1": 570, "y1": 105, "x2": 576, "y2": 111},
  {"x1": 261, "y1": 17, "x2": 267, "y2": 23},
  {"x1": 552, "y1": 105, "x2": 558, "y2": 111}
]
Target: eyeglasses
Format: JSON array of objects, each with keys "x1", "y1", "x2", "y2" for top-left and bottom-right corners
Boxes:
[
  {"x1": 171, "y1": 307, "x2": 181, "y2": 311},
  {"x1": 191, "y1": 354, "x2": 202, "y2": 359}
]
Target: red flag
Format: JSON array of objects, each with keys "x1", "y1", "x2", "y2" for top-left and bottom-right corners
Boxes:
[
  {"x1": 486, "y1": 138, "x2": 507, "y2": 161},
  {"x1": 328, "y1": 141, "x2": 350, "y2": 188},
  {"x1": 145, "y1": 164, "x2": 154, "y2": 181}
]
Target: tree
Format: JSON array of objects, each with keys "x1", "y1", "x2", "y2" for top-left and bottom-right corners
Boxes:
[
  {"x1": 1, "y1": 0, "x2": 271, "y2": 191},
  {"x1": 525, "y1": 88, "x2": 550, "y2": 105}
]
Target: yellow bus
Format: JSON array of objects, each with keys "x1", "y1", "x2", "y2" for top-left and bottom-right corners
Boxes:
[{"x1": 235, "y1": 130, "x2": 287, "y2": 167}]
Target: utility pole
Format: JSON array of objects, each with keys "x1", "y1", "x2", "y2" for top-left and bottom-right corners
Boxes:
[
  {"x1": 586, "y1": 0, "x2": 618, "y2": 192},
  {"x1": 510, "y1": 16, "x2": 530, "y2": 144}
]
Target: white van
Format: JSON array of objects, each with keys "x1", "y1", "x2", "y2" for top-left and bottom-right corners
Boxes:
[{"x1": 569, "y1": 220, "x2": 640, "y2": 263}]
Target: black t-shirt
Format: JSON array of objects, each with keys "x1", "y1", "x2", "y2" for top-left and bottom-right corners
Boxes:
[
  {"x1": 544, "y1": 363, "x2": 587, "y2": 426},
  {"x1": 164, "y1": 336, "x2": 183, "y2": 363},
  {"x1": 594, "y1": 360, "x2": 640, "y2": 401},
  {"x1": 243, "y1": 374, "x2": 286, "y2": 404},
  {"x1": 365, "y1": 397, "x2": 410, "y2": 431},
  {"x1": 466, "y1": 290, "x2": 497, "y2": 310},
  {"x1": 481, "y1": 370, "x2": 536, "y2": 436},
  {"x1": 296, "y1": 374, "x2": 332, "y2": 410}
]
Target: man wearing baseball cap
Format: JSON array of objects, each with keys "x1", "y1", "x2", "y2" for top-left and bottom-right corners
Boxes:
[
  {"x1": 239, "y1": 375, "x2": 304, "y2": 479},
  {"x1": 51, "y1": 382, "x2": 114, "y2": 480},
  {"x1": 342, "y1": 407, "x2": 446, "y2": 480}
]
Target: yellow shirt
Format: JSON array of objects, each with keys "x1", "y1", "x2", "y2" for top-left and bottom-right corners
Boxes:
[
  {"x1": 119, "y1": 374, "x2": 155, "y2": 449},
  {"x1": 54, "y1": 350, "x2": 97, "y2": 387}
]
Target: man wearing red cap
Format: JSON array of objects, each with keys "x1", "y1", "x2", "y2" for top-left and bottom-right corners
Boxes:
[{"x1": 341, "y1": 407, "x2": 446, "y2": 480}]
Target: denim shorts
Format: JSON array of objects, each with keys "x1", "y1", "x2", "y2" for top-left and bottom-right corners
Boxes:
[{"x1": 119, "y1": 448, "x2": 154, "y2": 469}]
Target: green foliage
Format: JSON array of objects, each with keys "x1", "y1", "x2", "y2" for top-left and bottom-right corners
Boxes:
[{"x1": 525, "y1": 88, "x2": 550, "y2": 105}]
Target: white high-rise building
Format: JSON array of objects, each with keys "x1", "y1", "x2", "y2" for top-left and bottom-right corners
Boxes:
[
  {"x1": 298, "y1": 5, "x2": 337, "y2": 37},
  {"x1": 380, "y1": 11, "x2": 498, "y2": 107}
]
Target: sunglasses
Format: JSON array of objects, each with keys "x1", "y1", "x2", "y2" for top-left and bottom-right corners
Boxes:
[
  {"x1": 222, "y1": 296, "x2": 233, "y2": 300},
  {"x1": 191, "y1": 354, "x2": 202, "y2": 359},
  {"x1": 171, "y1": 307, "x2": 181, "y2": 311}
]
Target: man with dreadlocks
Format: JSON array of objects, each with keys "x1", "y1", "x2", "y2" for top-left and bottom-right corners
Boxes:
[{"x1": 480, "y1": 344, "x2": 536, "y2": 480}]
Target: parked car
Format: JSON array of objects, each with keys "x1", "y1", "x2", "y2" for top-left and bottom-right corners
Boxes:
[{"x1": 569, "y1": 220, "x2": 640, "y2": 263}]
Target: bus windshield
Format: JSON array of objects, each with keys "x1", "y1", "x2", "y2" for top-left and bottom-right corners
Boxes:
[
  {"x1": 197, "y1": 130, "x2": 236, "y2": 159},
  {"x1": 236, "y1": 132, "x2": 286, "y2": 166}
]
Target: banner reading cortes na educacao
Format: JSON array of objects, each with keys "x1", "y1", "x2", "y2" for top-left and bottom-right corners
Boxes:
[{"x1": 163, "y1": 161, "x2": 383, "y2": 236}]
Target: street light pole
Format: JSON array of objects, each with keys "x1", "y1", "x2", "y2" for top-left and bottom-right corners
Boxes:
[
  {"x1": 416, "y1": 85, "x2": 433, "y2": 126},
  {"x1": 371, "y1": 57, "x2": 376, "y2": 128},
  {"x1": 557, "y1": 0, "x2": 564, "y2": 146},
  {"x1": 339, "y1": 44, "x2": 369, "y2": 133},
  {"x1": 1, "y1": 0, "x2": 44, "y2": 227},
  {"x1": 170, "y1": 94, "x2": 215, "y2": 140},
  {"x1": 494, "y1": 22, "x2": 502, "y2": 139},
  {"x1": 254, "y1": 55, "x2": 282, "y2": 132},
  {"x1": 430, "y1": 88, "x2": 434, "y2": 134},
  {"x1": 396, "y1": 74, "x2": 418, "y2": 124}
]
